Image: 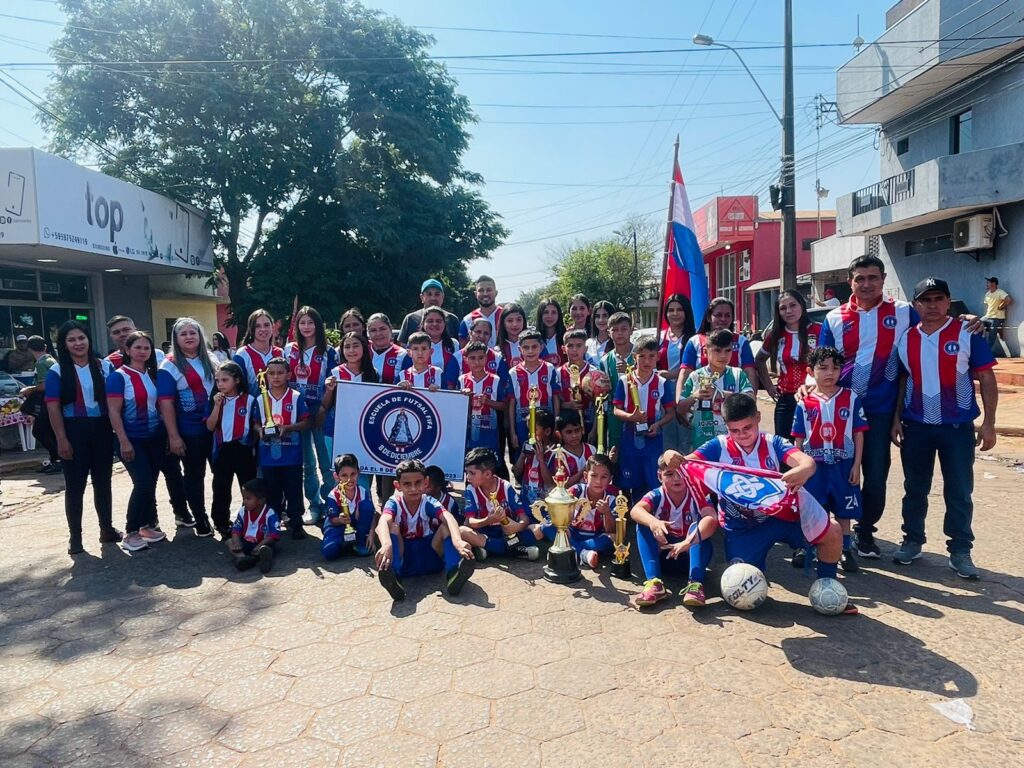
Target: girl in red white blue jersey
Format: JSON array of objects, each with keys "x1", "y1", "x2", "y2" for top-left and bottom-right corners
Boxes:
[
  {"x1": 321, "y1": 333, "x2": 379, "y2": 498},
  {"x1": 536, "y1": 297, "x2": 567, "y2": 366},
  {"x1": 232, "y1": 308, "x2": 283, "y2": 395},
  {"x1": 411, "y1": 307, "x2": 461, "y2": 389},
  {"x1": 498, "y1": 302, "x2": 528, "y2": 368},
  {"x1": 206, "y1": 361, "x2": 257, "y2": 539}
]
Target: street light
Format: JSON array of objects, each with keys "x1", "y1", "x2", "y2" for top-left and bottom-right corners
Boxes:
[{"x1": 692, "y1": 34, "x2": 781, "y2": 124}]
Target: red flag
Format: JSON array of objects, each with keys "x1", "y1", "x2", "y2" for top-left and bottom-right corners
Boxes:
[{"x1": 286, "y1": 295, "x2": 299, "y2": 344}]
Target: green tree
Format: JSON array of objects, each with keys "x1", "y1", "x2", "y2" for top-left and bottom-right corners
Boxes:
[{"x1": 44, "y1": 0, "x2": 505, "y2": 325}]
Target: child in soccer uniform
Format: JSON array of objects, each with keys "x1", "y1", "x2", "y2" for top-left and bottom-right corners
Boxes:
[
  {"x1": 254, "y1": 357, "x2": 311, "y2": 539},
  {"x1": 686, "y1": 393, "x2": 845, "y2": 591},
  {"x1": 374, "y1": 459, "x2": 475, "y2": 601},
  {"x1": 630, "y1": 452, "x2": 718, "y2": 608},
  {"x1": 460, "y1": 341, "x2": 508, "y2": 454},
  {"x1": 399, "y1": 332, "x2": 444, "y2": 392},
  {"x1": 679, "y1": 315, "x2": 757, "y2": 392},
  {"x1": 677, "y1": 329, "x2": 754, "y2": 448},
  {"x1": 460, "y1": 448, "x2": 540, "y2": 561},
  {"x1": 498, "y1": 302, "x2": 528, "y2": 368},
  {"x1": 425, "y1": 464, "x2": 461, "y2": 524},
  {"x1": 558, "y1": 329, "x2": 596, "y2": 436},
  {"x1": 535, "y1": 453, "x2": 617, "y2": 569},
  {"x1": 322, "y1": 454, "x2": 376, "y2": 560},
  {"x1": 612, "y1": 335, "x2": 677, "y2": 500},
  {"x1": 514, "y1": 408, "x2": 557, "y2": 506},
  {"x1": 507, "y1": 329, "x2": 560, "y2": 461},
  {"x1": 791, "y1": 346, "x2": 867, "y2": 573},
  {"x1": 228, "y1": 479, "x2": 280, "y2": 574},
  {"x1": 601, "y1": 312, "x2": 635, "y2": 458},
  {"x1": 556, "y1": 416, "x2": 596, "y2": 488},
  {"x1": 367, "y1": 313, "x2": 408, "y2": 385},
  {"x1": 206, "y1": 361, "x2": 258, "y2": 540}
]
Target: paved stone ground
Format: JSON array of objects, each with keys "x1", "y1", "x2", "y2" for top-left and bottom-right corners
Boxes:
[{"x1": 1, "y1": 449, "x2": 1023, "y2": 767}]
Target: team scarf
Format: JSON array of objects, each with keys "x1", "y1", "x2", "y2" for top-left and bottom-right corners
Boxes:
[
  {"x1": 501, "y1": 338, "x2": 523, "y2": 367},
  {"x1": 240, "y1": 503, "x2": 272, "y2": 543},
  {"x1": 684, "y1": 459, "x2": 830, "y2": 544},
  {"x1": 372, "y1": 344, "x2": 406, "y2": 384},
  {"x1": 213, "y1": 394, "x2": 253, "y2": 455}
]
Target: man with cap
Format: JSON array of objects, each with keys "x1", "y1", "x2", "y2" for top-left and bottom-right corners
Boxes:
[
  {"x1": 891, "y1": 277, "x2": 997, "y2": 580},
  {"x1": 397, "y1": 278, "x2": 460, "y2": 344},
  {"x1": 4, "y1": 334, "x2": 35, "y2": 373}
]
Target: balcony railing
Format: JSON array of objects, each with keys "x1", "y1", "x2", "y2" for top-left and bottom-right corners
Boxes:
[{"x1": 852, "y1": 169, "x2": 915, "y2": 216}]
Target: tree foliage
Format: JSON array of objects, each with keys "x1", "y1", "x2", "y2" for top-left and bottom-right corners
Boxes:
[{"x1": 45, "y1": 0, "x2": 505, "y2": 325}]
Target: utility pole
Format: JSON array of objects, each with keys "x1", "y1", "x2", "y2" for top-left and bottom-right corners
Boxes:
[{"x1": 780, "y1": 0, "x2": 797, "y2": 291}]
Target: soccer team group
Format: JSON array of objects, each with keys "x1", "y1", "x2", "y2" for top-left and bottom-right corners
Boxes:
[{"x1": 44, "y1": 254, "x2": 998, "y2": 612}]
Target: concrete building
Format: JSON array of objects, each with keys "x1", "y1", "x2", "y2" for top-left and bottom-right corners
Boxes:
[
  {"x1": 0, "y1": 148, "x2": 222, "y2": 360},
  {"x1": 818, "y1": 0, "x2": 1024, "y2": 352}
]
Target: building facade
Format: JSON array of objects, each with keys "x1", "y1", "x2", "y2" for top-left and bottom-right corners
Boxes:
[
  {"x1": 0, "y1": 148, "x2": 222, "y2": 359},
  {"x1": 820, "y1": 0, "x2": 1024, "y2": 352}
]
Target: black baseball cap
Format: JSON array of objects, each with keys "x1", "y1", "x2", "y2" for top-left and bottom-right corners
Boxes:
[
  {"x1": 913, "y1": 277, "x2": 951, "y2": 301},
  {"x1": 985, "y1": 276, "x2": 999, "y2": 284}
]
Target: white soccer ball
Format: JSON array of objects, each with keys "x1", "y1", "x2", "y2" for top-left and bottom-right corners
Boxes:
[
  {"x1": 720, "y1": 563, "x2": 769, "y2": 611},
  {"x1": 808, "y1": 577, "x2": 849, "y2": 615}
]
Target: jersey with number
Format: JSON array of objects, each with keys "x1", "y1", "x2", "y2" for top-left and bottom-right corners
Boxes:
[
  {"x1": 382, "y1": 492, "x2": 446, "y2": 539},
  {"x1": 45, "y1": 360, "x2": 114, "y2": 419},
  {"x1": 681, "y1": 333, "x2": 755, "y2": 370},
  {"x1": 766, "y1": 323, "x2": 821, "y2": 394},
  {"x1": 791, "y1": 388, "x2": 867, "y2": 463},
  {"x1": 106, "y1": 367, "x2": 161, "y2": 438},
  {"x1": 897, "y1": 318, "x2": 996, "y2": 425},
  {"x1": 819, "y1": 297, "x2": 918, "y2": 414},
  {"x1": 157, "y1": 356, "x2": 216, "y2": 436},
  {"x1": 233, "y1": 345, "x2": 284, "y2": 395}
]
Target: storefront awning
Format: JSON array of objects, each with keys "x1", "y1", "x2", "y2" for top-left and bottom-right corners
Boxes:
[{"x1": 745, "y1": 274, "x2": 813, "y2": 293}]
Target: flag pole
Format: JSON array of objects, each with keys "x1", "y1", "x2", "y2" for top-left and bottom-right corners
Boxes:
[{"x1": 657, "y1": 135, "x2": 680, "y2": 334}]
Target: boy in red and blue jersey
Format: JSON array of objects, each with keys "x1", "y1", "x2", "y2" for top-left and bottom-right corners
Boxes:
[
  {"x1": 322, "y1": 454, "x2": 376, "y2": 560},
  {"x1": 558, "y1": 329, "x2": 596, "y2": 437},
  {"x1": 462, "y1": 317, "x2": 510, "y2": 379},
  {"x1": 892, "y1": 278, "x2": 998, "y2": 580},
  {"x1": 399, "y1": 332, "x2": 444, "y2": 391},
  {"x1": 460, "y1": 341, "x2": 508, "y2": 454},
  {"x1": 374, "y1": 459, "x2": 475, "y2": 601},
  {"x1": 612, "y1": 335, "x2": 677, "y2": 501},
  {"x1": 791, "y1": 346, "x2": 868, "y2": 572},
  {"x1": 462, "y1": 447, "x2": 540, "y2": 560},
  {"x1": 507, "y1": 329, "x2": 560, "y2": 461},
  {"x1": 228, "y1": 479, "x2": 280, "y2": 574}
]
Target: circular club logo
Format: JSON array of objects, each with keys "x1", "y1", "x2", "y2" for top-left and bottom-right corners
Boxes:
[
  {"x1": 361, "y1": 390, "x2": 442, "y2": 467},
  {"x1": 820, "y1": 423, "x2": 837, "y2": 441},
  {"x1": 944, "y1": 341, "x2": 960, "y2": 355},
  {"x1": 883, "y1": 316, "x2": 898, "y2": 329},
  {"x1": 838, "y1": 407, "x2": 850, "y2": 420}
]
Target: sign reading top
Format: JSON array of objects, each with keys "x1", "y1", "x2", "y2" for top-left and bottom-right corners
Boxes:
[{"x1": 0, "y1": 148, "x2": 213, "y2": 273}]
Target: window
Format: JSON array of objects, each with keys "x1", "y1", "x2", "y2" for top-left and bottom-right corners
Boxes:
[
  {"x1": 896, "y1": 137, "x2": 909, "y2": 155},
  {"x1": 951, "y1": 109, "x2": 972, "y2": 155},
  {"x1": 905, "y1": 234, "x2": 954, "y2": 257},
  {"x1": 716, "y1": 251, "x2": 737, "y2": 308}
]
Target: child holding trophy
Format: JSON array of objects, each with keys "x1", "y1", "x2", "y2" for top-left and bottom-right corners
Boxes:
[
  {"x1": 506, "y1": 329, "x2": 560, "y2": 462},
  {"x1": 461, "y1": 447, "x2": 540, "y2": 561},
  {"x1": 513, "y1": 408, "x2": 557, "y2": 506},
  {"x1": 555, "y1": 415, "x2": 595, "y2": 488},
  {"x1": 676, "y1": 329, "x2": 753, "y2": 448},
  {"x1": 557, "y1": 329, "x2": 596, "y2": 435},
  {"x1": 321, "y1": 454, "x2": 377, "y2": 560},
  {"x1": 206, "y1": 361, "x2": 258, "y2": 540}
]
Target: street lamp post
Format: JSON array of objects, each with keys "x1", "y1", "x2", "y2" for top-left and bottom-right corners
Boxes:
[{"x1": 694, "y1": 0, "x2": 797, "y2": 291}]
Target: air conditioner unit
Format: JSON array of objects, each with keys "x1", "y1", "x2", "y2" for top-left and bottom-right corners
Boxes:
[{"x1": 953, "y1": 214, "x2": 993, "y2": 252}]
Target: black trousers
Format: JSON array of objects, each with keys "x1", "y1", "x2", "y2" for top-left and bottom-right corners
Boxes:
[
  {"x1": 62, "y1": 417, "x2": 114, "y2": 538},
  {"x1": 211, "y1": 441, "x2": 257, "y2": 532},
  {"x1": 32, "y1": 408, "x2": 60, "y2": 463},
  {"x1": 163, "y1": 432, "x2": 212, "y2": 523},
  {"x1": 263, "y1": 464, "x2": 303, "y2": 532}
]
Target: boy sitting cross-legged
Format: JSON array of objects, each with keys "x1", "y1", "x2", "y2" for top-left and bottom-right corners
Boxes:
[
  {"x1": 460, "y1": 447, "x2": 541, "y2": 562},
  {"x1": 374, "y1": 459, "x2": 475, "y2": 601}
]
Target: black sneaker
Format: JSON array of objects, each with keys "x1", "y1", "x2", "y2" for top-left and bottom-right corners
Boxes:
[
  {"x1": 378, "y1": 569, "x2": 406, "y2": 601},
  {"x1": 234, "y1": 555, "x2": 258, "y2": 571},
  {"x1": 68, "y1": 537, "x2": 84, "y2": 555},
  {"x1": 257, "y1": 546, "x2": 274, "y2": 574},
  {"x1": 41, "y1": 461, "x2": 63, "y2": 475},
  {"x1": 98, "y1": 527, "x2": 123, "y2": 544},
  {"x1": 291, "y1": 527, "x2": 307, "y2": 541},
  {"x1": 175, "y1": 511, "x2": 196, "y2": 529},
  {"x1": 855, "y1": 533, "x2": 880, "y2": 559},
  {"x1": 446, "y1": 558, "x2": 474, "y2": 596},
  {"x1": 791, "y1": 549, "x2": 806, "y2": 568},
  {"x1": 194, "y1": 516, "x2": 214, "y2": 538},
  {"x1": 841, "y1": 548, "x2": 860, "y2": 573}
]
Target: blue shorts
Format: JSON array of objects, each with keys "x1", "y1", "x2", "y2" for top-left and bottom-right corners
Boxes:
[
  {"x1": 724, "y1": 517, "x2": 807, "y2": 573},
  {"x1": 805, "y1": 460, "x2": 862, "y2": 520},
  {"x1": 616, "y1": 452, "x2": 658, "y2": 493},
  {"x1": 395, "y1": 536, "x2": 443, "y2": 578}
]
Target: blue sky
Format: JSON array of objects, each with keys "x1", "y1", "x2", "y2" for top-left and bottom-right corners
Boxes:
[{"x1": 0, "y1": 0, "x2": 895, "y2": 298}]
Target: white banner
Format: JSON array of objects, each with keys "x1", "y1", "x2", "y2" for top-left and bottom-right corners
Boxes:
[{"x1": 332, "y1": 382, "x2": 469, "y2": 481}]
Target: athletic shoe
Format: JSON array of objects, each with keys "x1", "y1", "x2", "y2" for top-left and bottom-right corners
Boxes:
[
  {"x1": 194, "y1": 516, "x2": 214, "y2": 538},
  {"x1": 580, "y1": 550, "x2": 599, "y2": 569},
  {"x1": 98, "y1": 527, "x2": 123, "y2": 544},
  {"x1": 41, "y1": 461, "x2": 63, "y2": 475},
  {"x1": 513, "y1": 545, "x2": 540, "y2": 561},
  {"x1": 949, "y1": 552, "x2": 979, "y2": 580},
  {"x1": 841, "y1": 548, "x2": 859, "y2": 573},
  {"x1": 446, "y1": 558, "x2": 474, "y2": 596},
  {"x1": 257, "y1": 546, "x2": 274, "y2": 574},
  {"x1": 217, "y1": 527, "x2": 233, "y2": 541},
  {"x1": 681, "y1": 581, "x2": 706, "y2": 607},
  {"x1": 121, "y1": 533, "x2": 149, "y2": 552},
  {"x1": 68, "y1": 537, "x2": 84, "y2": 555},
  {"x1": 234, "y1": 555, "x2": 258, "y2": 571},
  {"x1": 175, "y1": 511, "x2": 196, "y2": 529},
  {"x1": 291, "y1": 527, "x2": 307, "y2": 541},
  {"x1": 791, "y1": 548, "x2": 806, "y2": 568},
  {"x1": 378, "y1": 569, "x2": 406, "y2": 601},
  {"x1": 893, "y1": 539, "x2": 923, "y2": 565},
  {"x1": 634, "y1": 579, "x2": 670, "y2": 608},
  {"x1": 139, "y1": 526, "x2": 166, "y2": 544},
  {"x1": 473, "y1": 547, "x2": 488, "y2": 562},
  {"x1": 302, "y1": 509, "x2": 323, "y2": 526},
  {"x1": 855, "y1": 533, "x2": 880, "y2": 559}
]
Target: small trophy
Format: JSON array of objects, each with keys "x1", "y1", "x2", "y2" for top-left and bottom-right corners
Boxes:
[
  {"x1": 568, "y1": 364, "x2": 582, "y2": 403},
  {"x1": 611, "y1": 492, "x2": 631, "y2": 579},
  {"x1": 257, "y1": 369, "x2": 280, "y2": 438},
  {"x1": 625, "y1": 364, "x2": 648, "y2": 435},
  {"x1": 490, "y1": 489, "x2": 520, "y2": 549},
  {"x1": 527, "y1": 386, "x2": 540, "y2": 447},
  {"x1": 595, "y1": 394, "x2": 607, "y2": 454},
  {"x1": 338, "y1": 481, "x2": 357, "y2": 545},
  {"x1": 698, "y1": 370, "x2": 722, "y2": 411}
]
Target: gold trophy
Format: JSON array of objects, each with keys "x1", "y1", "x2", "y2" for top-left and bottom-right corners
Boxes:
[
  {"x1": 338, "y1": 481, "x2": 357, "y2": 545},
  {"x1": 489, "y1": 488, "x2": 520, "y2": 549},
  {"x1": 527, "y1": 386, "x2": 540, "y2": 447},
  {"x1": 697, "y1": 370, "x2": 722, "y2": 411},
  {"x1": 625, "y1": 364, "x2": 648, "y2": 435},
  {"x1": 611, "y1": 491, "x2": 631, "y2": 579},
  {"x1": 530, "y1": 448, "x2": 581, "y2": 583},
  {"x1": 256, "y1": 369, "x2": 280, "y2": 437},
  {"x1": 595, "y1": 393, "x2": 607, "y2": 454},
  {"x1": 568, "y1": 364, "x2": 582, "y2": 403}
]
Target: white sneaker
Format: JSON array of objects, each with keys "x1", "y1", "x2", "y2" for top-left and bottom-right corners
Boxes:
[
  {"x1": 581, "y1": 550, "x2": 599, "y2": 568},
  {"x1": 138, "y1": 526, "x2": 166, "y2": 544},
  {"x1": 122, "y1": 533, "x2": 149, "y2": 552}
]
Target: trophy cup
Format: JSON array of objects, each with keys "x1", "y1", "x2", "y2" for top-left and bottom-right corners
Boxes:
[
  {"x1": 527, "y1": 386, "x2": 540, "y2": 447},
  {"x1": 530, "y1": 449, "x2": 582, "y2": 584},
  {"x1": 595, "y1": 394, "x2": 607, "y2": 454},
  {"x1": 568, "y1": 364, "x2": 582, "y2": 403},
  {"x1": 489, "y1": 489, "x2": 520, "y2": 549},
  {"x1": 698, "y1": 370, "x2": 722, "y2": 411},
  {"x1": 338, "y1": 481, "x2": 357, "y2": 545},
  {"x1": 256, "y1": 369, "x2": 280, "y2": 438},
  {"x1": 611, "y1": 492, "x2": 631, "y2": 579},
  {"x1": 625, "y1": 364, "x2": 648, "y2": 435}
]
